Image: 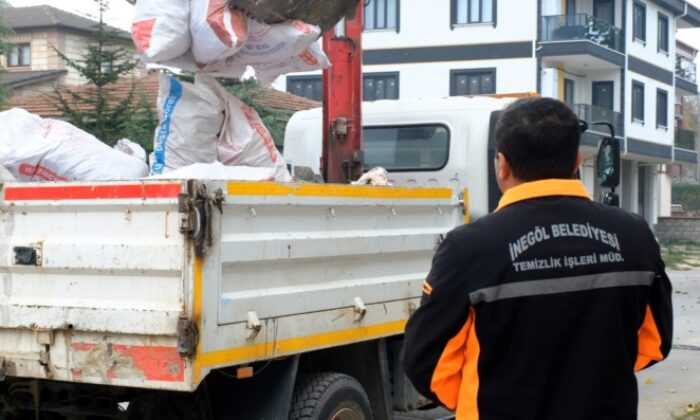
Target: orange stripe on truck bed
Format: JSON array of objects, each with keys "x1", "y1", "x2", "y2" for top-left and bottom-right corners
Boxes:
[{"x1": 4, "y1": 183, "x2": 182, "y2": 201}]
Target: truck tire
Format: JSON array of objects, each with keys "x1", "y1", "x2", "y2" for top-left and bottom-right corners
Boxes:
[{"x1": 289, "y1": 372, "x2": 372, "y2": 420}]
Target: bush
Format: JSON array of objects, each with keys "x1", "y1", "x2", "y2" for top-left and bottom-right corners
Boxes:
[{"x1": 673, "y1": 181, "x2": 700, "y2": 214}]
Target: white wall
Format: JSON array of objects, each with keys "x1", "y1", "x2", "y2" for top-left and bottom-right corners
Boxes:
[
  {"x1": 626, "y1": 0, "x2": 676, "y2": 72},
  {"x1": 274, "y1": 58, "x2": 537, "y2": 99},
  {"x1": 625, "y1": 71, "x2": 674, "y2": 145},
  {"x1": 362, "y1": 0, "x2": 537, "y2": 50}
]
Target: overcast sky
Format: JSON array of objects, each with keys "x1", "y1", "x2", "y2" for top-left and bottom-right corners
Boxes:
[{"x1": 7, "y1": 0, "x2": 700, "y2": 51}]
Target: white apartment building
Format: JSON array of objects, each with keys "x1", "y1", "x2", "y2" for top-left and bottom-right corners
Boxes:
[{"x1": 274, "y1": 0, "x2": 700, "y2": 228}]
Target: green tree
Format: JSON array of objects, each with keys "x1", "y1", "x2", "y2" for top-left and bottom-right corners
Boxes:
[
  {"x1": 50, "y1": 0, "x2": 145, "y2": 146},
  {"x1": 0, "y1": 0, "x2": 13, "y2": 107}
]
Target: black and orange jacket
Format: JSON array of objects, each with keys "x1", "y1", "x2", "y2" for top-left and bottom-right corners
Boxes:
[{"x1": 403, "y1": 179, "x2": 672, "y2": 420}]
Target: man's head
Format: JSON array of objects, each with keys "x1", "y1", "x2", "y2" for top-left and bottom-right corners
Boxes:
[{"x1": 495, "y1": 97, "x2": 583, "y2": 192}]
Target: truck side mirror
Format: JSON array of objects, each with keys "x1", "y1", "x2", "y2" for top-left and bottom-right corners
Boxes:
[{"x1": 596, "y1": 137, "x2": 620, "y2": 189}]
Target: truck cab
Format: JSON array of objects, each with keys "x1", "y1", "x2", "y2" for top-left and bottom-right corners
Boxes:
[{"x1": 284, "y1": 96, "x2": 517, "y2": 219}]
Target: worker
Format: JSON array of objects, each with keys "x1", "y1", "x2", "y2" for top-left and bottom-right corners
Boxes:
[{"x1": 402, "y1": 97, "x2": 672, "y2": 420}]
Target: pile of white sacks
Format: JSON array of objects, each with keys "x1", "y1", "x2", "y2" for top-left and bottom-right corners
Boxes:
[{"x1": 0, "y1": 0, "x2": 330, "y2": 183}]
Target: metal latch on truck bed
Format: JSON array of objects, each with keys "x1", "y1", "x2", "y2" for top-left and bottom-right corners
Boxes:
[{"x1": 179, "y1": 181, "x2": 225, "y2": 257}]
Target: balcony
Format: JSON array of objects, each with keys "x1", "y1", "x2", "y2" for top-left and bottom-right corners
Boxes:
[
  {"x1": 541, "y1": 14, "x2": 624, "y2": 53},
  {"x1": 571, "y1": 104, "x2": 624, "y2": 138},
  {"x1": 538, "y1": 14, "x2": 625, "y2": 70},
  {"x1": 675, "y1": 127, "x2": 697, "y2": 151},
  {"x1": 676, "y1": 54, "x2": 697, "y2": 83}
]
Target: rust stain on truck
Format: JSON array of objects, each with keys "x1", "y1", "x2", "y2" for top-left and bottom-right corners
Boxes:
[{"x1": 70, "y1": 342, "x2": 184, "y2": 382}]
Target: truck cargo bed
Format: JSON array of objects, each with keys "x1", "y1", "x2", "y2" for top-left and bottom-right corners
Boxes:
[{"x1": 0, "y1": 180, "x2": 462, "y2": 391}]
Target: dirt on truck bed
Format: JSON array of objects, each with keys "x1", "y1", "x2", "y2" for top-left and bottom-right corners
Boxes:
[{"x1": 229, "y1": 0, "x2": 359, "y2": 30}]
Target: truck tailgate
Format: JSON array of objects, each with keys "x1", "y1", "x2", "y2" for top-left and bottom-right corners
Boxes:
[{"x1": 0, "y1": 181, "x2": 192, "y2": 390}]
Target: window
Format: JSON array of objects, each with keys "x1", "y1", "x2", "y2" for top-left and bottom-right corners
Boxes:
[
  {"x1": 8, "y1": 43, "x2": 31, "y2": 67},
  {"x1": 632, "y1": 81, "x2": 645, "y2": 122},
  {"x1": 566, "y1": 0, "x2": 576, "y2": 15},
  {"x1": 450, "y1": 69, "x2": 496, "y2": 95},
  {"x1": 658, "y1": 13, "x2": 669, "y2": 53},
  {"x1": 363, "y1": 73, "x2": 399, "y2": 101},
  {"x1": 564, "y1": 79, "x2": 575, "y2": 105},
  {"x1": 287, "y1": 76, "x2": 322, "y2": 101},
  {"x1": 364, "y1": 125, "x2": 450, "y2": 171},
  {"x1": 364, "y1": 0, "x2": 399, "y2": 31},
  {"x1": 452, "y1": 0, "x2": 494, "y2": 25},
  {"x1": 633, "y1": 2, "x2": 646, "y2": 42},
  {"x1": 656, "y1": 89, "x2": 668, "y2": 128}
]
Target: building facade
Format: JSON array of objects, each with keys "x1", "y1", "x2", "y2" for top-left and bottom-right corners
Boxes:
[
  {"x1": 0, "y1": 6, "x2": 137, "y2": 96},
  {"x1": 275, "y1": 0, "x2": 700, "y2": 228}
]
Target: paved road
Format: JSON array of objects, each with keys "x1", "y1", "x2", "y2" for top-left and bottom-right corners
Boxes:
[{"x1": 637, "y1": 270, "x2": 700, "y2": 419}]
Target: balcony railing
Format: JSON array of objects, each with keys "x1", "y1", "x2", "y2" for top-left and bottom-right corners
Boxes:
[
  {"x1": 675, "y1": 127, "x2": 697, "y2": 151},
  {"x1": 676, "y1": 53, "x2": 697, "y2": 84},
  {"x1": 541, "y1": 14, "x2": 624, "y2": 54},
  {"x1": 570, "y1": 104, "x2": 624, "y2": 138}
]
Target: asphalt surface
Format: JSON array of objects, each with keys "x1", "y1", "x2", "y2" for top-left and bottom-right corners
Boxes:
[
  {"x1": 396, "y1": 270, "x2": 700, "y2": 420},
  {"x1": 637, "y1": 270, "x2": 700, "y2": 419}
]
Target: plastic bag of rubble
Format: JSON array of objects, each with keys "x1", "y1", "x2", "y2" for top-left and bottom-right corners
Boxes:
[
  {"x1": 352, "y1": 167, "x2": 391, "y2": 186},
  {"x1": 0, "y1": 108, "x2": 148, "y2": 181},
  {"x1": 149, "y1": 161, "x2": 276, "y2": 181},
  {"x1": 200, "y1": 76, "x2": 292, "y2": 182},
  {"x1": 132, "y1": 0, "x2": 191, "y2": 63},
  {"x1": 235, "y1": 19, "x2": 321, "y2": 65},
  {"x1": 190, "y1": 0, "x2": 249, "y2": 66},
  {"x1": 254, "y1": 41, "x2": 330, "y2": 85},
  {"x1": 114, "y1": 139, "x2": 148, "y2": 162},
  {"x1": 151, "y1": 73, "x2": 224, "y2": 175},
  {"x1": 0, "y1": 164, "x2": 15, "y2": 182}
]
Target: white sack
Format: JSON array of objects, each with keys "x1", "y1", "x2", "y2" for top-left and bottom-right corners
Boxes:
[
  {"x1": 151, "y1": 74, "x2": 224, "y2": 175},
  {"x1": 190, "y1": 0, "x2": 248, "y2": 66},
  {"x1": 0, "y1": 108, "x2": 148, "y2": 181},
  {"x1": 200, "y1": 77, "x2": 292, "y2": 182},
  {"x1": 254, "y1": 41, "x2": 330, "y2": 85},
  {"x1": 162, "y1": 50, "x2": 248, "y2": 79},
  {"x1": 0, "y1": 165, "x2": 15, "y2": 182},
  {"x1": 352, "y1": 167, "x2": 391, "y2": 186},
  {"x1": 149, "y1": 161, "x2": 275, "y2": 181},
  {"x1": 236, "y1": 19, "x2": 321, "y2": 65},
  {"x1": 131, "y1": 0, "x2": 191, "y2": 63},
  {"x1": 114, "y1": 139, "x2": 148, "y2": 163}
]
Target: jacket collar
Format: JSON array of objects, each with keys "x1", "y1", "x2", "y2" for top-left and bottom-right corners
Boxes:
[{"x1": 496, "y1": 179, "x2": 592, "y2": 212}]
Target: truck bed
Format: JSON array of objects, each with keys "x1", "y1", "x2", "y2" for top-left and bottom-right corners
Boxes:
[{"x1": 0, "y1": 180, "x2": 462, "y2": 391}]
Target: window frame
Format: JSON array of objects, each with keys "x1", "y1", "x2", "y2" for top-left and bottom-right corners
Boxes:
[
  {"x1": 632, "y1": 80, "x2": 645, "y2": 123},
  {"x1": 363, "y1": 72, "x2": 400, "y2": 101},
  {"x1": 8, "y1": 43, "x2": 31, "y2": 67},
  {"x1": 449, "y1": 68, "x2": 497, "y2": 96},
  {"x1": 633, "y1": 1, "x2": 646, "y2": 43},
  {"x1": 363, "y1": 0, "x2": 400, "y2": 32},
  {"x1": 362, "y1": 123, "x2": 451, "y2": 172},
  {"x1": 656, "y1": 88, "x2": 668, "y2": 129},
  {"x1": 286, "y1": 75, "x2": 323, "y2": 101},
  {"x1": 451, "y1": 0, "x2": 497, "y2": 28},
  {"x1": 657, "y1": 12, "x2": 669, "y2": 54}
]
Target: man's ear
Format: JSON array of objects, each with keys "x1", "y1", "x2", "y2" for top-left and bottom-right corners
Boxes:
[
  {"x1": 497, "y1": 152, "x2": 511, "y2": 182},
  {"x1": 573, "y1": 151, "x2": 583, "y2": 175}
]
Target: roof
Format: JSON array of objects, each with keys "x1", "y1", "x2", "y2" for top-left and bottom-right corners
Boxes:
[
  {"x1": 253, "y1": 88, "x2": 321, "y2": 112},
  {"x1": 5, "y1": 73, "x2": 159, "y2": 117},
  {"x1": 0, "y1": 69, "x2": 67, "y2": 88},
  {"x1": 0, "y1": 5, "x2": 130, "y2": 39},
  {"x1": 5, "y1": 72, "x2": 322, "y2": 118}
]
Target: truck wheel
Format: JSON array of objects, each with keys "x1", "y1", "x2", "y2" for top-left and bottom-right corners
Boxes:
[{"x1": 289, "y1": 372, "x2": 372, "y2": 420}]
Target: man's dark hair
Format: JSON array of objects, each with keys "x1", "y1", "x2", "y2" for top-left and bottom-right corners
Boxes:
[{"x1": 495, "y1": 97, "x2": 581, "y2": 181}]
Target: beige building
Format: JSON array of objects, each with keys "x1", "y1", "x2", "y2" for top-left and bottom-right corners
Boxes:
[{"x1": 0, "y1": 5, "x2": 137, "y2": 96}]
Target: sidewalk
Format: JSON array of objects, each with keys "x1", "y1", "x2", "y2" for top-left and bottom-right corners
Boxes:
[{"x1": 637, "y1": 271, "x2": 700, "y2": 419}]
